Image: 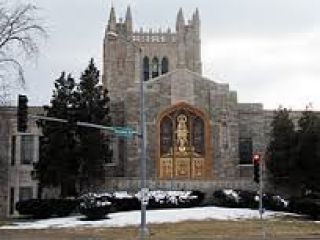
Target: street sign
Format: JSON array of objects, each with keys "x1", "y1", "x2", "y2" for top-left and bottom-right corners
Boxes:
[
  {"x1": 114, "y1": 127, "x2": 135, "y2": 138},
  {"x1": 140, "y1": 188, "x2": 149, "y2": 206}
]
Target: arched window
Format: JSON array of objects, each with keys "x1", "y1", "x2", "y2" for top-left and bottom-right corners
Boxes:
[
  {"x1": 158, "y1": 103, "x2": 209, "y2": 180},
  {"x1": 143, "y1": 56, "x2": 149, "y2": 81},
  {"x1": 160, "y1": 116, "x2": 173, "y2": 155},
  {"x1": 152, "y1": 57, "x2": 159, "y2": 78},
  {"x1": 192, "y1": 116, "x2": 204, "y2": 154},
  {"x1": 161, "y1": 57, "x2": 169, "y2": 74}
]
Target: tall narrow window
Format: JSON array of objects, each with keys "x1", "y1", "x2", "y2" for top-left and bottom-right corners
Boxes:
[
  {"x1": 10, "y1": 187, "x2": 14, "y2": 215},
  {"x1": 152, "y1": 57, "x2": 159, "y2": 78},
  {"x1": 143, "y1": 56, "x2": 149, "y2": 81},
  {"x1": 220, "y1": 122, "x2": 229, "y2": 149},
  {"x1": 21, "y1": 135, "x2": 34, "y2": 165},
  {"x1": 192, "y1": 117, "x2": 204, "y2": 154},
  {"x1": 160, "y1": 116, "x2": 173, "y2": 155},
  {"x1": 239, "y1": 138, "x2": 253, "y2": 164},
  {"x1": 11, "y1": 136, "x2": 16, "y2": 166},
  {"x1": 161, "y1": 57, "x2": 169, "y2": 74}
]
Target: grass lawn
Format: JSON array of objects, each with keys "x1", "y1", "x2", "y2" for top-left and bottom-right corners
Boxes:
[{"x1": 0, "y1": 217, "x2": 319, "y2": 240}]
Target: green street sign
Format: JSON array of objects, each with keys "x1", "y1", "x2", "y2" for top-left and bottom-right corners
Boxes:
[{"x1": 114, "y1": 127, "x2": 135, "y2": 138}]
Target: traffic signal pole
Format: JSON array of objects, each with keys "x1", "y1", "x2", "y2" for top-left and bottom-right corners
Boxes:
[
  {"x1": 253, "y1": 153, "x2": 265, "y2": 240},
  {"x1": 29, "y1": 115, "x2": 137, "y2": 137},
  {"x1": 260, "y1": 155, "x2": 266, "y2": 240},
  {"x1": 259, "y1": 155, "x2": 263, "y2": 220}
]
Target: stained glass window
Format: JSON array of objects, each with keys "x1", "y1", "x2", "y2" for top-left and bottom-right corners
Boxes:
[{"x1": 160, "y1": 116, "x2": 173, "y2": 155}]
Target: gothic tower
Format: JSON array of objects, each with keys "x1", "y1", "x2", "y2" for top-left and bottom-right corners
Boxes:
[{"x1": 102, "y1": 6, "x2": 202, "y2": 101}]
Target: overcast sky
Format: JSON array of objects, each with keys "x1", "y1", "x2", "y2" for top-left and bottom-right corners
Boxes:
[{"x1": 14, "y1": 0, "x2": 320, "y2": 110}]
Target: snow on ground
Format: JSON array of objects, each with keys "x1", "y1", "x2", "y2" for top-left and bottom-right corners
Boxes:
[{"x1": 0, "y1": 206, "x2": 293, "y2": 230}]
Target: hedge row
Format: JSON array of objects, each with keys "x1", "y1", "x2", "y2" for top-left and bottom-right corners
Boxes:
[
  {"x1": 16, "y1": 199, "x2": 78, "y2": 218},
  {"x1": 15, "y1": 190, "x2": 206, "y2": 219},
  {"x1": 212, "y1": 189, "x2": 289, "y2": 212},
  {"x1": 289, "y1": 197, "x2": 320, "y2": 220},
  {"x1": 147, "y1": 190, "x2": 205, "y2": 209},
  {"x1": 17, "y1": 189, "x2": 319, "y2": 220},
  {"x1": 78, "y1": 190, "x2": 205, "y2": 219}
]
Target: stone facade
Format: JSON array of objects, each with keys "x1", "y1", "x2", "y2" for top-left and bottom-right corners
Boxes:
[
  {"x1": 0, "y1": 107, "x2": 40, "y2": 218},
  {"x1": 102, "y1": 7, "x2": 271, "y2": 190}
]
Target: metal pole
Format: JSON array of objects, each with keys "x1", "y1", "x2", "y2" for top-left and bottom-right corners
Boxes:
[
  {"x1": 259, "y1": 154, "x2": 266, "y2": 240},
  {"x1": 259, "y1": 155, "x2": 263, "y2": 220},
  {"x1": 138, "y1": 48, "x2": 148, "y2": 239},
  {"x1": 30, "y1": 115, "x2": 138, "y2": 135}
]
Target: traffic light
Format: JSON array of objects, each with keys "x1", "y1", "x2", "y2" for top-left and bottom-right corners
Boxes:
[
  {"x1": 17, "y1": 94, "x2": 28, "y2": 132},
  {"x1": 252, "y1": 154, "x2": 260, "y2": 183}
]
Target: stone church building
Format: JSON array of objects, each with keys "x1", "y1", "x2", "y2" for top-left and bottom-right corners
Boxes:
[
  {"x1": 101, "y1": 6, "x2": 273, "y2": 192},
  {"x1": 0, "y1": 6, "x2": 310, "y2": 218}
]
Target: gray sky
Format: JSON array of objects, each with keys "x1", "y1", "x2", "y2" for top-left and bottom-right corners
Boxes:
[{"x1": 17, "y1": 0, "x2": 320, "y2": 110}]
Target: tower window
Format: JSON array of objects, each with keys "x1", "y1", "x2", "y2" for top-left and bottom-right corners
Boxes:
[
  {"x1": 161, "y1": 57, "x2": 169, "y2": 74},
  {"x1": 143, "y1": 56, "x2": 149, "y2": 81},
  {"x1": 152, "y1": 57, "x2": 159, "y2": 78},
  {"x1": 239, "y1": 137, "x2": 253, "y2": 164}
]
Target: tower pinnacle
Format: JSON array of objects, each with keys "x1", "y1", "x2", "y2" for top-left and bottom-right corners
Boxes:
[
  {"x1": 193, "y1": 8, "x2": 200, "y2": 24},
  {"x1": 108, "y1": 6, "x2": 117, "y2": 31},
  {"x1": 125, "y1": 5, "x2": 133, "y2": 34},
  {"x1": 176, "y1": 8, "x2": 185, "y2": 31}
]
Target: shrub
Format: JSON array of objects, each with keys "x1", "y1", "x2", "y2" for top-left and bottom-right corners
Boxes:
[
  {"x1": 212, "y1": 189, "x2": 240, "y2": 208},
  {"x1": 143, "y1": 190, "x2": 204, "y2": 209},
  {"x1": 109, "y1": 191, "x2": 140, "y2": 212},
  {"x1": 237, "y1": 190, "x2": 259, "y2": 209},
  {"x1": 16, "y1": 199, "x2": 50, "y2": 218},
  {"x1": 190, "y1": 190, "x2": 205, "y2": 206},
  {"x1": 263, "y1": 194, "x2": 288, "y2": 212},
  {"x1": 212, "y1": 189, "x2": 289, "y2": 211},
  {"x1": 16, "y1": 199, "x2": 78, "y2": 218},
  {"x1": 305, "y1": 192, "x2": 320, "y2": 199},
  {"x1": 79, "y1": 193, "x2": 112, "y2": 220},
  {"x1": 289, "y1": 198, "x2": 320, "y2": 220}
]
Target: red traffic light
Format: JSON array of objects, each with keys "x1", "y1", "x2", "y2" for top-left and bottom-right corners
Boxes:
[
  {"x1": 252, "y1": 154, "x2": 260, "y2": 163},
  {"x1": 17, "y1": 94, "x2": 28, "y2": 132},
  {"x1": 252, "y1": 154, "x2": 261, "y2": 183}
]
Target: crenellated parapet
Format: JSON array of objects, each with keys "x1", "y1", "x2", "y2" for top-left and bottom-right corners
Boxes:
[{"x1": 132, "y1": 28, "x2": 177, "y2": 43}]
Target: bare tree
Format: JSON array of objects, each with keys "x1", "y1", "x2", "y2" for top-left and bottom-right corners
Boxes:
[
  {"x1": 0, "y1": 2, "x2": 47, "y2": 86},
  {"x1": 0, "y1": 77, "x2": 14, "y2": 105}
]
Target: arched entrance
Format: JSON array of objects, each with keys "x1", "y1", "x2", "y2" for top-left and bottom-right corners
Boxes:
[{"x1": 157, "y1": 102, "x2": 211, "y2": 180}]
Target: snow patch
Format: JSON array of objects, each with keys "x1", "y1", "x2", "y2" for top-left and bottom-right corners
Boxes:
[
  {"x1": 223, "y1": 189, "x2": 240, "y2": 202},
  {"x1": 0, "y1": 206, "x2": 293, "y2": 230}
]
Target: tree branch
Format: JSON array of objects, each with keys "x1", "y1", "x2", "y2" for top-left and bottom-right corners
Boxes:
[{"x1": 0, "y1": 3, "x2": 47, "y2": 85}]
